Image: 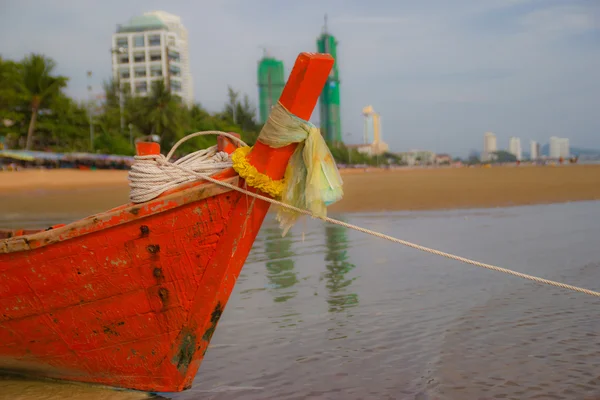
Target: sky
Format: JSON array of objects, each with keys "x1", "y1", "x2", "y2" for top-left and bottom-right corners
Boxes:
[{"x1": 1, "y1": 0, "x2": 599, "y2": 156}]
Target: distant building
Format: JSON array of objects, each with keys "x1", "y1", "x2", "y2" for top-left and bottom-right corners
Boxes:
[
  {"x1": 257, "y1": 54, "x2": 285, "y2": 124},
  {"x1": 111, "y1": 11, "x2": 194, "y2": 105},
  {"x1": 482, "y1": 132, "x2": 497, "y2": 162},
  {"x1": 434, "y1": 153, "x2": 452, "y2": 165},
  {"x1": 560, "y1": 138, "x2": 570, "y2": 158},
  {"x1": 347, "y1": 143, "x2": 373, "y2": 156},
  {"x1": 549, "y1": 137, "x2": 560, "y2": 158},
  {"x1": 530, "y1": 140, "x2": 540, "y2": 160},
  {"x1": 399, "y1": 150, "x2": 436, "y2": 166},
  {"x1": 549, "y1": 136, "x2": 570, "y2": 159},
  {"x1": 508, "y1": 137, "x2": 522, "y2": 161},
  {"x1": 316, "y1": 15, "x2": 342, "y2": 144},
  {"x1": 360, "y1": 105, "x2": 389, "y2": 155},
  {"x1": 347, "y1": 142, "x2": 389, "y2": 157}
]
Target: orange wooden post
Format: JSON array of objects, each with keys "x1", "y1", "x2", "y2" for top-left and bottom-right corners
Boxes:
[
  {"x1": 246, "y1": 52, "x2": 334, "y2": 180},
  {"x1": 135, "y1": 142, "x2": 160, "y2": 156}
]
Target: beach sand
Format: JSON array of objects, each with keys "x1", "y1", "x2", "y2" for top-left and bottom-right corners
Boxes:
[
  {"x1": 333, "y1": 164, "x2": 600, "y2": 213},
  {"x1": 1, "y1": 165, "x2": 600, "y2": 220}
]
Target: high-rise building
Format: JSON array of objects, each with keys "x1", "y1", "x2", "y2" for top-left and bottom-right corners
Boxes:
[
  {"x1": 549, "y1": 137, "x2": 560, "y2": 158},
  {"x1": 560, "y1": 138, "x2": 570, "y2": 158},
  {"x1": 316, "y1": 15, "x2": 342, "y2": 144},
  {"x1": 549, "y1": 136, "x2": 560, "y2": 158},
  {"x1": 359, "y1": 105, "x2": 389, "y2": 155},
  {"x1": 530, "y1": 140, "x2": 540, "y2": 160},
  {"x1": 549, "y1": 136, "x2": 570, "y2": 159},
  {"x1": 111, "y1": 11, "x2": 194, "y2": 106},
  {"x1": 508, "y1": 137, "x2": 522, "y2": 161},
  {"x1": 482, "y1": 132, "x2": 497, "y2": 161},
  {"x1": 257, "y1": 53, "x2": 285, "y2": 124}
]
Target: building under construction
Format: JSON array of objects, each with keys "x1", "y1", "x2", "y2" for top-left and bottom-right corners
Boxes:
[
  {"x1": 316, "y1": 16, "x2": 342, "y2": 144},
  {"x1": 257, "y1": 53, "x2": 285, "y2": 124}
]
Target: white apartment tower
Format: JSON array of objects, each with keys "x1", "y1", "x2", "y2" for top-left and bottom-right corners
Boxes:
[
  {"x1": 482, "y1": 132, "x2": 497, "y2": 162},
  {"x1": 549, "y1": 136, "x2": 570, "y2": 159},
  {"x1": 508, "y1": 137, "x2": 522, "y2": 161},
  {"x1": 530, "y1": 140, "x2": 540, "y2": 160},
  {"x1": 560, "y1": 138, "x2": 570, "y2": 158},
  {"x1": 111, "y1": 11, "x2": 194, "y2": 106}
]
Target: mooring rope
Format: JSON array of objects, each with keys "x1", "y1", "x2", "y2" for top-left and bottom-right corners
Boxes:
[
  {"x1": 128, "y1": 131, "x2": 600, "y2": 298},
  {"x1": 128, "y1": 132, "x2": 248, "y2": 203}
]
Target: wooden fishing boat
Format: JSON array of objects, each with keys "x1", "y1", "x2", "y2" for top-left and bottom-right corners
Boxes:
[{"x1": 0, "y1": 52, "x2": 335, "y2": 392}]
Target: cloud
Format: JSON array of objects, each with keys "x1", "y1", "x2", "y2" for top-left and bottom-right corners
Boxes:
[{"x1": 0, "y1": 0, "x2": 598, "y2": 156}]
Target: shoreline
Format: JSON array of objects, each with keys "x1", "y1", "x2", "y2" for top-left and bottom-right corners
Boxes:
[{"x1": 1, "y1": 165, "x2": 600, "y2": 220}]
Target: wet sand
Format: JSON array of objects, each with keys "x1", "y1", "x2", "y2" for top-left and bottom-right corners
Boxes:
[
  {"x1": 1, "y1": 165, "x2": 600, "y2": 218},
  {"x1": 0, "y1": 374, "x2": 152, "y2": 400}
]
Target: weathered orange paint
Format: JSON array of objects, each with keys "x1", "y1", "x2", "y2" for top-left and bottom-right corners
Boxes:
[
  {"x1": 217, "y1": 132, "x2": 241, "y2": 154},
  {"x1": 136, "y1": 142, "x2": 161, "y2": 156},
  {"x1": 0, "y1": 52, "x2": 334, "y2": 393}
]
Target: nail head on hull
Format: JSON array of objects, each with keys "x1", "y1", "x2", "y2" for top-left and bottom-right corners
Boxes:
[
  {"x1": 140, "y1": 225, "x2": 150, "y2": 237},
  {"x1": 147, "y1": 244, "x2": 160, "y2": 254}
]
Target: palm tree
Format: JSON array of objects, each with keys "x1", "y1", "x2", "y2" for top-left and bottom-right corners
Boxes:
[
  {"x1": 223, "y1": 86, "x2": 259, "y2": 130},
  {"x1": 139, "y1": 80, "x2": 182, "y2": 148},
  {"x1": 0, "y1": 57, "x2": 18, "y2": 107},
  {"x1": 0, "y1": 57, "x2": 22, "y2": 134},
  {"x1": 102, "y1": 77, "x2": 122, "y2": 111},
  {"x1": 224, "y1": 86, "x2": 240, "y2": 124},
  {"x1": 17, "y1": 54, "x2": 68, "y2": 150}
]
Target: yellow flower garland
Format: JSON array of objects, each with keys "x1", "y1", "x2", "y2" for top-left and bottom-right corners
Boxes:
[{"x1": 231, "y1": 146, "x2": 285, "y2": 198}]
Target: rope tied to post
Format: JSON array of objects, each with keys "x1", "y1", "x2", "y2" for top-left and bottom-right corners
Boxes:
[
  {"x1": 125, "y1": 120, "x2": 600, "y2": 299},
  {"x1": 138, "y1": 151, "x2": 600, "y2": 299},
  {"x1": 127, "y1": 101, "x2": 345, "y2": 235}
]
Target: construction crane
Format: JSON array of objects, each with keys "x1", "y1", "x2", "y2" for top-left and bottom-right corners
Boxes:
[{"x1": 258, "y1": 46, "x2": 270, "y2": 58}]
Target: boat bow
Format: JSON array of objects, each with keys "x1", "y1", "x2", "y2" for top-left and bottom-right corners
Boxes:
[{"x1": 0, "y1": 52, "x2": 334, "y2": 392}]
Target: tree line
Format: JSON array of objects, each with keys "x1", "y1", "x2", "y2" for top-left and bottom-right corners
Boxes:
[
  {"x1": 0, "y1": 53, "x2": 262, "y2": 157},
  {"x1": 0, "y1": 52, "x2": 385, "y2": 165}
]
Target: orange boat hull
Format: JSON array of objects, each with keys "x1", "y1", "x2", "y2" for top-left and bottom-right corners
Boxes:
[
  {"x1": 0, "y1": 177, "x2": 258, "y2": 392},
  {"x1": 0, "y1": 52, "x2": 334, "y2": 392}
]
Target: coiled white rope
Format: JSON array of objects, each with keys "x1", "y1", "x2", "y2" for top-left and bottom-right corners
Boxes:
[
  {"x1": 128, "y1": 131, "x2": 248, "y2": 203},
  {"x1": 129, "y1": 131, "x2": 600, "y2": 298}
]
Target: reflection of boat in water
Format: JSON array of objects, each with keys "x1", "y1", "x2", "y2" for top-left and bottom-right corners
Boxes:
[
  {"x1": 264, "y1": 227, "x2": 298, "y2": 303},
  {"x1": 324, "y1": 221, "x2": 359, "y2": 313},
  {"x1": 0, "y1": 52, "x2": 335, "y2": 393}
]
